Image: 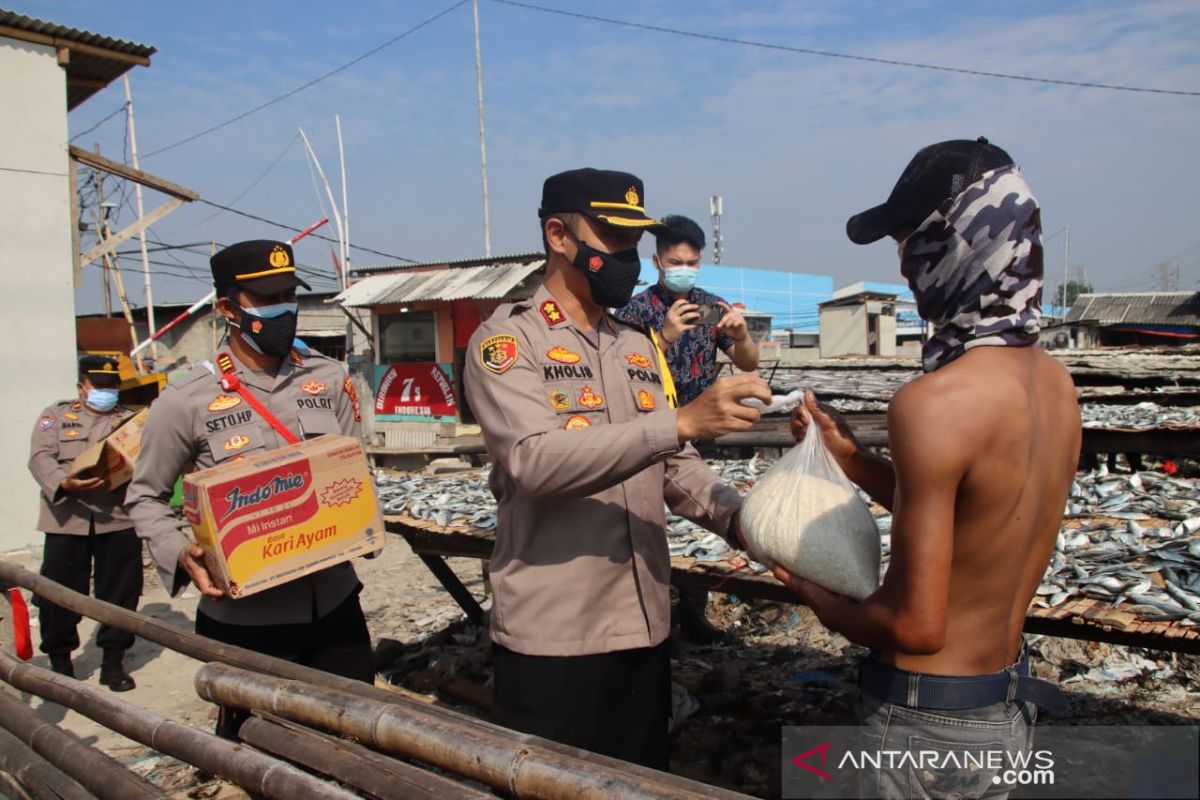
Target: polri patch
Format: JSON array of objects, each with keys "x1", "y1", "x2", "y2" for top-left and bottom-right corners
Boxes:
[
  {"x1": 625, "y1": 353, "x2": 652, "y2": 369},
  {"x1": 564, "y1": 415, "x2": 591, "y2": 430},
  {"x1": 480, "y1": 334, "x2": 518, "y2": 375},
  {"x1": 637, "y1": 390, "x2": 656, "y2": 410},
  {"x1": 224, "y1": 434, "x2": 251, "y2": 451},
  {"x1": 208, "y1": 395, "x2": 242, "y2": 412},
  {"x1": 546, "y1": 345, "x2": 581, "y2": 365},
  {"x1": 301, "y1": 381, "x2": 326, "y2": 395},
  {"x1": 540, "y1": 300, "x2": 566, "y2": 327},
  {"x1": 549, "y1": 390, "x2": 571, "y2": 412},
  {"x1": 578, "y1": 385, "x2": 604, "y2": 409}
]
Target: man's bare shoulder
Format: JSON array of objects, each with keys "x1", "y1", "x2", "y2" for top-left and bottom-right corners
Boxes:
[{"x1": 887, "y1": 364, "x2": 988, "y2": 469}]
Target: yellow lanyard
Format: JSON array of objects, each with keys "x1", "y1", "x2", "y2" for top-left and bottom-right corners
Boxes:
[{"x1": 647, "y1": 328, "x2": 678, "y2": 410}]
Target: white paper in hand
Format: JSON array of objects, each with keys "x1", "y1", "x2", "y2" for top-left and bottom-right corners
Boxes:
[{"x1": 740, "y1": 417, "x2": 881, "y2": 600}]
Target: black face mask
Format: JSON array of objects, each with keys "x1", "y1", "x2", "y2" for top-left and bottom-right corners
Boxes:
[
  {"x1": 231, "y1": 305, "x2": 298, "y2": 359},
  {"x1": 570, "y1": 239, "x2": 642, "y2": 309}
]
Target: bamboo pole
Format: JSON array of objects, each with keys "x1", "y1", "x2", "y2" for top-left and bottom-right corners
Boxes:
[
  {"x1": 196, "y1": 664, "x2": 727, "y2": 800},
  {"x1": 0, "y1": 725, "x2": 94, "y2": 800},
  {"x1": 239, "y1": 715, "x2": 490, "y2": 800},
  {"x1": 0, "y1": 652, "x2": 358, "y2": 800},
  {"x1": 0, "y1": 691, "x2": 161, "y2": 800},
  {"x1": 0, "y1": 563, "x2": 750, "y2": 799}
]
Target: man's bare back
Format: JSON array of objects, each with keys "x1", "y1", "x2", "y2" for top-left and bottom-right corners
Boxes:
[{"x1": 886, "y1": 345, "x2": 1080, "y2": 675}]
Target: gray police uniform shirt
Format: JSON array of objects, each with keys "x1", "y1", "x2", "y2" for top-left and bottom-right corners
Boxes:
[
  {"x1": 464, "y1": 285, "x2": 742, "y2": 657},
  {"x1": 126, "y1": 344, "x2": 363, "y2": 626},
  {"x1": 29, "y1": 400, "x2": 134, "y2": 535}
]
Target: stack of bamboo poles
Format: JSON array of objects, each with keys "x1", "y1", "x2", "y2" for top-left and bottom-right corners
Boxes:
[{"x1": 0, "y1": 562, "x2": 753, "y2": 800}]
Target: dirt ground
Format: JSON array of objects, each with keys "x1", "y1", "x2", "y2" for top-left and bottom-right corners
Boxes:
[{"x1": 3, "y1": 535, "x2": 1199, "y2": 799}]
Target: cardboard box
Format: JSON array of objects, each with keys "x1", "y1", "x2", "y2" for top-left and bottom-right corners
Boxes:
[
  {"x1": 182, "y1": 434, "x2": 385, "y2": 599},
  {"x1": 69, "y1": 408, "x2": 149, "y2": 489}
]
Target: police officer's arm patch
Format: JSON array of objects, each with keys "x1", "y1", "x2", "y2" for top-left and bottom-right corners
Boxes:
[
  {"x1": 480, "y1": 334, "x2": 518, "y2": 375},
  {"x1": 38, "y1": 414, "x2": 55, "y2": 431}
]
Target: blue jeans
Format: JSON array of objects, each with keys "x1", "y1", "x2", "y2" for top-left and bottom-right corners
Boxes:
[{"x1": 857, "y1": 676, "x2": 1038, "y2": 799}]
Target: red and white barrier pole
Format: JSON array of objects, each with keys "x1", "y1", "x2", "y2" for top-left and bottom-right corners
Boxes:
[{"x1": 129, "y1": 217, "x2": 329, "y2": 358}]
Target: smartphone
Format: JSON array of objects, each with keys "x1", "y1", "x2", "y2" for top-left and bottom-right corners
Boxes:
[{"x1": 695, "y1": 304, "x2": 724, "y2": 325}]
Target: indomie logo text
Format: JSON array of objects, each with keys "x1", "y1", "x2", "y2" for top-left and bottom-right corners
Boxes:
[{"x1": 221, "y1": 473, "x2": 306, "y2": 521}]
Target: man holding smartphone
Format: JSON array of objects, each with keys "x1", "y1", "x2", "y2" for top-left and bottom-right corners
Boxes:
[
  {"x1": 615, "y1": 215, "x2": 760, "y2": 409},
  {"x1": 614, "y1": 215, "x2": 760, "y2": 644}
]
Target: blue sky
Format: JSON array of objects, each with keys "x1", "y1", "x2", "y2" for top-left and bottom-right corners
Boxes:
[{"x1": 17, "y1": 0, "x2": 1200, "y2": 312}]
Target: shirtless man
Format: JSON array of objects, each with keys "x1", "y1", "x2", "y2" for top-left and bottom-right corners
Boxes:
[{"x1": 775, "y1": 138, "x2": 1081, "y2": 798}]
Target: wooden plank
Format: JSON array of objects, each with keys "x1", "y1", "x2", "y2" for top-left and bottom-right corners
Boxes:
[
  {"x1": 69, "y1": 145, "x2": 199, "y2": 200},
  {"x1": 78, "y1": 196, "x2": 184, "y2": 267}
]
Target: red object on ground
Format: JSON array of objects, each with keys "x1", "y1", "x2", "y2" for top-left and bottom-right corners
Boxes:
[
  {"x1": 7, "y1": 588, "x2": 33, "y2": 660},
  {"x1": 1163, "y1": 460, "x2": 1179, "y2": 475}
]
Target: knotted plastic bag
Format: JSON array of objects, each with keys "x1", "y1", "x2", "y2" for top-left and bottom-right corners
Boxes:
[{"x1": 740, "y1": 404, "x2": 881, "y2": 601}]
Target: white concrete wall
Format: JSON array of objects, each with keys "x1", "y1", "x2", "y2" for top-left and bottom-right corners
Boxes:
[
  {"x1": 819, "y1": 305, "x2": 866, "y2": 358},
  {"x1": 0, "y1": 39, "x2": 77, "y2": 551}
]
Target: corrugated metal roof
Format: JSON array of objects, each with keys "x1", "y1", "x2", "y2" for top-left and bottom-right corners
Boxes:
[
  {"x1": 0, "y1": 11, "x2": 156, "y2": 110},
  {"x1": 1065, "y1": 292, "x2": 1200, "y2": 327},
  {"x1": 336, "y1": 258, "x2": 545, "y2": 308},
  {"x1": 351, "y1": 251, "x2": 544, "y2": 277}
]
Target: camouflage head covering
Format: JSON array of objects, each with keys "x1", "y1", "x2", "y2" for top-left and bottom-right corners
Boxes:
[{"x1": 898, "y1": 164, "x2": 1043, "y2": 373}]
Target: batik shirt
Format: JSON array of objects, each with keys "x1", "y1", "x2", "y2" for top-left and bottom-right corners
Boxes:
[{"x1": 614, "y1": 283, "x2": 736, "y2": 406}]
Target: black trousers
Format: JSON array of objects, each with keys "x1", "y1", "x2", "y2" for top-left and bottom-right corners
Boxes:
[
  {"x1": 194, "y1": 591, "x2": 375, "y2": 683},
  {"x1": 492, "y1": 640, "x2": 672, "y2": 770},
  {"x1": 38, "y1": 527, "x2": 143, "y2": 656}
]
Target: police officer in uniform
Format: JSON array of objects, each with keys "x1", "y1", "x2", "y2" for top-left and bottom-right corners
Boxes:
[
  {"x1": 465, "y1": 169, "x2": 771, "y2": 768},
  {"x1": 126, "y1": 240, "x2": 373, "y2": 726},
  {"x1": 28, "y1": 355, "x2": 142, "y2": 691}
]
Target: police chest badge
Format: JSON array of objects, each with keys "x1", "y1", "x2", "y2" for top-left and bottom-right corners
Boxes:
[
  {"x1": 578, "y1": 385, "x2": 604, "y2": 409},
  {"x1": 208, "y1": 395, "x2": 242, "y2": 412},
  {"x1": 546, "y1": 346, "x2": 581, "y2": 365},
  {"x1": 564, "y1": 415, "x2": 591, "y2": 430},
  {"x1": 548, "y1": 390, "x2": 571, "y2": 411},
  {"x1": 301, "y1": 381, "x2": 326, "y2": 395},
  {"x1": 637, "y1": 390, "x2": 656, "y2": 411},
  {"x1": 224, "y1": 434, "x2": 251, "y2": 451},
  {"x1": 625, "y1": 353, "x2": 652, "y2": 369},
  {"x1": 480, "y1": 334, "x2": 518, "y2": 375},
  {"x1": 64, "y1": 412, "x2": 79, "y2": 421}
]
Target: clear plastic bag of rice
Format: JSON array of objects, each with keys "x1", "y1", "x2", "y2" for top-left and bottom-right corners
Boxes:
[{"x1": 740, "y1": 411, "x2": 881, "y2": 601}]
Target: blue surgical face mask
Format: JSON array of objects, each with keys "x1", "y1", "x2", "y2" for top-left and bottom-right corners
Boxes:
[
  {"x1": 241, "y1": 302, "x2": 298, "y2": 319},
  {"x1": 86, "y1": 387, "x2": 119, "y2": 412},
  {"x1": 662, "y1": 267, "x2": 699, "y2": 294}
]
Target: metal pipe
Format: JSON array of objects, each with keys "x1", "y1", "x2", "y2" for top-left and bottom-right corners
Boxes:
[
  {"x1": 239, "y1": 715, "x2": 490, "y2": 800},
  {"x1": 0, "y1": 652, "x2": 358, "y2": 800},
  {"x1": 0, "y1": 562, "x2": 749, "y2": 799},
  {"x1": 0, "y1": 726, "x2": 93, "y2": 800},
  {"x1": 0, "y1": 691, "x2": 162, "y2": 800},
  {"x1": 197, "y1": 663, "x2": 742, "y2": 800}
]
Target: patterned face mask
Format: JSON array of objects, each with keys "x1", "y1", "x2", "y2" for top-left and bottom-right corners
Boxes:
[{"x1": 898, "y1": 165, "x2": 1044, "y2": 373}]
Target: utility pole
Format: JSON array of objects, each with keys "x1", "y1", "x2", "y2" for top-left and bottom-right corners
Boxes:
[
  {"x1": 92, "y1": 152, "x2": 112, "y2": 318},
  {"x1": 125, "y1": 75, "x2": 157, "y2": 362},
  {"x1": 1061, "y1": 225, "x2": 1069, "y2": 310},
  {"x1": 472, "y1": 0, "x2": 492, "y2": 258},
  {"x1": 709, "y1": 195, "x2": 724, "y2": 265},
  {"x1": 92, "y1": 169, "x2": 142, "y2": 369}
]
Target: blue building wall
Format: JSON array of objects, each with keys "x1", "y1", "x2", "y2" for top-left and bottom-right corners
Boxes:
[{"x1": 637, "y1": 259, "x2": 833, "y2": 332}]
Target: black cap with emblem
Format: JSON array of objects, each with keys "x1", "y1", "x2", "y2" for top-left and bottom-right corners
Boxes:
[
  {"x1": 539, "y1": 168, "x2": 665, "y2": 230},
  {"x1": 79, "y1": 355, "x2": 121, "y2": 387},
  {"x1": 846, "y1": 137, "x2": 1014, "y2": 245},
  {"x1": 210, "y1": 239, "x2": 312, "y2": 295}
]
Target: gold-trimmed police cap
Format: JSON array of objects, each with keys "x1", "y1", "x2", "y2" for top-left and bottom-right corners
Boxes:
[
  {"x1": 211, "y1": 240, "x2": 312, "y2": 296},
  {"x1": 539, "y1": 168, "x2": 665, "y2": 230},
  {"x1": 79, "y1": 355, "x2": 121, "y2": 387}
]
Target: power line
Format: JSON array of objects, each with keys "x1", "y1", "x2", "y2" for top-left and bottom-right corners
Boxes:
[
  {"x1": 69, "y1": 105, "x2": 126, "y2": 143},
  {"x1": 176, "y1": 134, "x2": 301, "y2": 231},
  {"x1": 491, "y1": 0, "x2": 1200, "y2": 97},
  {"x1": 194, "y1": 198, "x2": 418, "y2": 263},
  {"x1": 142, "y1": 0, "x2": 469, "y2": 159}
]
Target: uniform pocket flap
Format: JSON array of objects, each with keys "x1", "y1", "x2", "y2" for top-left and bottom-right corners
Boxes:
[
  {"x1": 204, "y1": 424, "x2": 266, "y2": 462},
  {"x1": 297, "y1": 410, "x2": 342, "y2": 438}
]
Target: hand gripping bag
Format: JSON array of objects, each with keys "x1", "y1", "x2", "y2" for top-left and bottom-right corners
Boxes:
[{"x1": 740, "y1": 415, "x2": 881, "y2": 600}]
